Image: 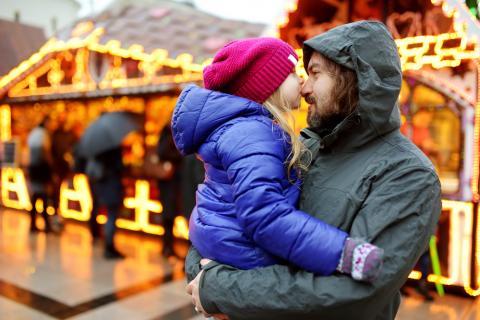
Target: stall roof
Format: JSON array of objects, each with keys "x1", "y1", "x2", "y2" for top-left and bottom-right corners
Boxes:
[
  {"x1": 0, "y1": 1, "x2": 266, "y2": 101},
  {"x1": 0, "y1": 19, "x2": 46, "y2": 76},
  {"x1": 57, "y1": 1, "x2": 266, "y2": 64}
]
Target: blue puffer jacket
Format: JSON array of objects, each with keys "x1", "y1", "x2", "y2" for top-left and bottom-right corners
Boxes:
[{"x1": 172, "y1": 85, "x2": 348, "y2": 275}]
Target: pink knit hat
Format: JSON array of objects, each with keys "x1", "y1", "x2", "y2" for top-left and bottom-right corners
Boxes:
[{"x1": 203, "y1": 37, "x2": 298, "y2": 103}]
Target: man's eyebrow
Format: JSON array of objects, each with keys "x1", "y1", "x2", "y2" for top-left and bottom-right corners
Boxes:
[{"x1": 308, "y1": 63, "x2": 322, "y2": 70}]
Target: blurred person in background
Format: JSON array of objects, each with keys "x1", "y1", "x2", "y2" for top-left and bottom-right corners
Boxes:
[
  {"x1": 153, "y1": 123, "x2": 205, "y2": 259},
  {"x1": 51, "y1": 114, "x2": 77, "y2": 229},
  {"x1": 27, "y1": 116, "x2": 54, "y2": 233},
  {"x1": 86, "y1": 147, "x2": 125, "y2": 259},
  {"x1": 156, "y1": 124, "x2": 184, "y2": 258},
  {"x1": 181, "y1": 154, "x2": 205, "y2": 224}
]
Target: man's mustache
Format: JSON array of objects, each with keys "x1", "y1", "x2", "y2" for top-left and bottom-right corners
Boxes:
[{"x1": 305, "y1": 95, "x2": 316, "y2": 105}]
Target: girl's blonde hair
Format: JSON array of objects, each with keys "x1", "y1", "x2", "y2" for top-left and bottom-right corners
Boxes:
[{"x1": 263, "y1": 86, "x2": 310, "y2": 179}]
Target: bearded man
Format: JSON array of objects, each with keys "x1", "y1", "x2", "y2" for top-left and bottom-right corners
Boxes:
[{"x1": 186, "y1": 21, "x2": 442, "y2": 320}]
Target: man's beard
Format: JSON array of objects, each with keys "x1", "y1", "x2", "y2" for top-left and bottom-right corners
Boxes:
[{"x1": 306, "y1": 95, "x2": 348, "y2": 136}]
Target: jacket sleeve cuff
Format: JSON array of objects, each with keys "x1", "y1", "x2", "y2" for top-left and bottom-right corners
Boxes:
[
  {"x1": 199, "y1": 262, "x2": 222, "y2": 315},
  {"x1": 185, "y1": 246, "x2": 202, "y2": 282}
]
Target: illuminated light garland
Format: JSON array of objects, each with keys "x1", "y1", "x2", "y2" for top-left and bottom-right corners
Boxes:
[
  {"x1": 473, "y1": 62, "x2": 480, "y2": 202},
  {"x1": 72, "y1": 48, "x2": 94, "y2": 90},
  {"x1": 34, "y1": 198, "x2": 44, "y2": 213},
  {"x1": 97, "y1": 215, "x2": 107, "y2": 224},
  {"x1": 173, "y1": 216, "x2": 189, "y2": 240},
  {"x1": 46, "y1": 206, "x2": 55, "y2": 216},
  {"x1": 408, "y1": 270, "x2": 457, "y2": 285},
  {"x1": 463, "y1": 61, "x2": 480, "y2": 296},
  {"x1": 59, "y1": 174, "x2": 93, "y2": 221},
  {"x1": 0, "y1": 29, "x2": 103, "y2": 90},
  {"x1": 445, "y1": 200, "x2": 473, "y2": 285},
  {"x1": 98, "y1": 55, "x2": 127, "y2": 90},
  {"x1": 442, "y1": 2, "x2": 455, "y2": 17},
  {"x1": 3, "y1": 25, "x2": 476, "y2": 99},
  {"x1": 0, "y1": 170, "x2": 190, "y2": 239},
  {"x1": 47, "y1": 59, "x2": 64, "y2": 87},
  {"x1": 6, "y1": 52, "x2": 204, "y2": 98},
  {"x1": 71, "y1": 21, "x2": 94, "y2": 38},
  {"x1": 0, "y1": 26, "x2": 208, "y2": 98},
  {"x1": 274, "y1": 0, "x2": 298, "y2": 32},
  {"x1": 464, "y1": 203, "x2": 480, "y2": 296},
  {"x1": 405, "y1": 200, "x2": 474, "y2": 293},
  {"x1": 0, "y1": 104, "x2": 11, "y2": 141},
  {"x1": 8, "y1": 60, "x2": 73, "y2": 97},
  {"x1": 293, "y1": 32, "x2": 478, "y2": 76},
  {"x1": 121, "y1": 179, "x2": 164, "y2": 235},
  {"x1": 431, "y1": 0, "x2": 480, "y2": 43},
  {"x1": 272, "y1": 1, "x2": 478, "y2": 72},
  {"x1": 0, "y1": 168, "x2": 31, "y2": 210},
  {"x1": 396, "y1": 32, "x2": 479, "y2": 70}
]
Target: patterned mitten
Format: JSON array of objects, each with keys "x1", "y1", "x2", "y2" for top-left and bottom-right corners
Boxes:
[{"x1": 337, "y1": 237, "x2": 384, "y2": 282}]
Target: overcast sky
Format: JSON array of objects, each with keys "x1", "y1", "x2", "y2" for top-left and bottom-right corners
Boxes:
[{"x1": 77, "y1": 0, "x2": 289, "y2": 26}]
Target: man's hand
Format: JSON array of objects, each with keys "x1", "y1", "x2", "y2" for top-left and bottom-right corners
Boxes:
[
  {"x1": 186, "y1": 269, "x2": 210, "y2": 317},
  {"x1": 186, "y1": 259, "x2": 230, "y2": 320}
]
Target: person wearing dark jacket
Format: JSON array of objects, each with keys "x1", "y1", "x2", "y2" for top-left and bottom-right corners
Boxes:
[
  {"x1": 157, "y1": 125, "x2": 205, "y2": 258},
  {"x1": 157, "y1": 124, "x2": 184, "y2": 257},
  {"x1": 51, "y1": 117, "x2": 77, "y2": 213},
  {"x1": 86, "y1": 147, "x2": 125, "y2": 259},
  {"x1": 27, "y1": 117, "x2": 54, "y2": 233},
  {"x1": 181, "y1": 154, "x2": 204, "y2": 218},
  {"x1": 185, "y1": 21, "x2": 442, "y2": 320}
]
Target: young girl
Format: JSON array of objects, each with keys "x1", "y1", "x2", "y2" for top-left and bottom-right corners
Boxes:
[{"x1": 172, "y1": 38, "x2": 382, "y2": 282}]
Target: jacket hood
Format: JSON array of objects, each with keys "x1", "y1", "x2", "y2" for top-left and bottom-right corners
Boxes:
[
  {"x1": 302, "y1": 20, "x2": 402, "y2": 151},
  {"x1": 171, "y1": 85, "x2": 269, "y2": 155}
]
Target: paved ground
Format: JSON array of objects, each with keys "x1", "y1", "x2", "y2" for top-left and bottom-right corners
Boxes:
[{"x1": 0, "y1": 208, "x2": 476, "y2": 319}]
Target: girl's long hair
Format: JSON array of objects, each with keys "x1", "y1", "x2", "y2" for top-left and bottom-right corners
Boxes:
[{"x1": 263, "y1": 87, "x2": 310, "y2": 180}]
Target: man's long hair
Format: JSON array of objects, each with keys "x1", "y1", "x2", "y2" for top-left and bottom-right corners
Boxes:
[{"x1": 319, "y1": 54, "x2": 359, "y2": 117}]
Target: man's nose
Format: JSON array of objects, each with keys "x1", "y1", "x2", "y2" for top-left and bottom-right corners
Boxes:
[{"x1": 301, "y1": 79, "x2": 311, "y2": 97}]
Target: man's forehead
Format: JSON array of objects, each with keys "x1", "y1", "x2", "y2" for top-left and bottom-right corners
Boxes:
[{"x1": 307, "y1": 53, "x2": 324, "y2": 69}]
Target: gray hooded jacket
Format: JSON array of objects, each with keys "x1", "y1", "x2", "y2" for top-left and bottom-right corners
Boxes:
[{"x1": 186, "y1": 21, "x2": 442, "y2": 320}]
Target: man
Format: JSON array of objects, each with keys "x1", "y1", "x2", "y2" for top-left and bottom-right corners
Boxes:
[
  {"x1": 186, "y1": 21, "x2": 441, "y2": 320},
  {"x1": 51, "y1": 115, "x2": 77, "y2": 210},
  {"x1": 86, "y1": 147, "x2": 125, "y2": 259},
  {"x1": 157, "y1": 124, "x2": 183, "y2": 258},
  {"x1": 156, "y1": 125, "x2": 205, "y2": 258},
  {"x1": 27, "y1": 116, "x2": 54, "y2": 233},
  {"x1": 51, "y1": 115, "x2": 77, "y2": 231}
]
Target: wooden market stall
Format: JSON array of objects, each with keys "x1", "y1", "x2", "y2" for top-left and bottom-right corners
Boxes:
[{"x1": 0, "y1": 1, "x2": 264, "y2": 239}]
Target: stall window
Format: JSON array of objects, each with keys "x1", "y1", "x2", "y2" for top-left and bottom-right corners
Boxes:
[{"x1": 399, "y1": 80, "x2": 462, "y2": 195}]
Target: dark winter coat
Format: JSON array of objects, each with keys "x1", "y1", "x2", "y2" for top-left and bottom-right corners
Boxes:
[{"x1": 186, "y1": 21, "x2": 442, "y2": 320}]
